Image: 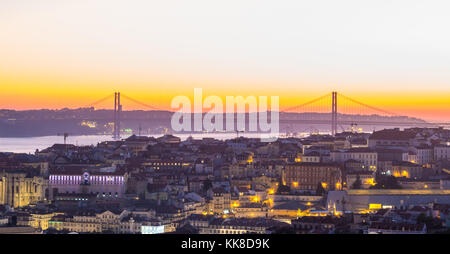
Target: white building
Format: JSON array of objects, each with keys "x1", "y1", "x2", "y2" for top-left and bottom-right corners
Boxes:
[
  {"x1": 330, "y1": 148, "x2": 377, "y2": 171},
  {"x1": 327, "y1": 189, "x2": 450, "y2": 213},
  {"x1": 48, "y1": 169, "x2": 127, "y2": 199},
  {"x1": 402, "y1": 152, "x2": 418, "y2": 164},
  {"x1": 441, "y1": 178, "x2": 450, "y2": 190},
  {"x1": 411, "y1": 146, "x2": 433, "y2": 165},
  {"x1": 434, "y1": 145, "x2": 450, "y2": 161}
]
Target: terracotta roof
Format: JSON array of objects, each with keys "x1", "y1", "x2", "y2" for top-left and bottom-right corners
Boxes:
[{"x1": 369, "y1": 129, "x2": 417, "y2": 141}]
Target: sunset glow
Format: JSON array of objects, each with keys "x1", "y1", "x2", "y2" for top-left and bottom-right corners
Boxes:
[{"x1": 1, "y1": 0, "x2": 449, "y2": 122}]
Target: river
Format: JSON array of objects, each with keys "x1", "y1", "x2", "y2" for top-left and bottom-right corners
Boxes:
[{"x1": 0, "y1": 132, "x2": 305, "y2": 154}]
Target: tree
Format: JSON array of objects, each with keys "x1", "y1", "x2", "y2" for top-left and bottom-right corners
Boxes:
[
  {"x1": 277, "y1": 181, "x2": 291, "y2": 194},
  {"x1": 352, "y1": 175, "x2": 362, "y2": 189},
  {"x1": 417, "y1": 213, "x2": 442, "y2": 231},
  {"x1": 202, "y1": 179, "x2": 212, "y2": 193},
  {"x1": 316, "y1": 182, "x2": 326, "y2": 195},
  {"x1": 370, "y1": 175, "x2": 401, "y2": 189}
]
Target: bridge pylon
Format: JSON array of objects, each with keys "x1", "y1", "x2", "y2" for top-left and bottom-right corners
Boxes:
[
  {"x1": 113, "y1": 92, "x2": 122, "y2": 140},
  {"x1": 332, "y1": 91, "x2": 337, "y2": 136}
]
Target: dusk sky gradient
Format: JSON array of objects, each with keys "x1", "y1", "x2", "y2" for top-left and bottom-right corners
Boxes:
[{"x1": 1, "y1": 0, "x2": 449, "y2": 121}]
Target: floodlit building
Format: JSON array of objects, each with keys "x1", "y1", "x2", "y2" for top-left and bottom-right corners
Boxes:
[
  {"x1": 284, "y1": 162, "x2": 341, "y2": 191},
  {"x1": 0, "y1": 170, "x2": 48, "y2": 208},
  {"x1": 48, "y1": 169, "x2": 127, "y2": 200},
  {"x1": 327, "y1": 189, "x2": 450, "y2": 213}
]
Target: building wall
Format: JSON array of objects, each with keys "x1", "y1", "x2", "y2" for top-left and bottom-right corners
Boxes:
[
  {"x1": 212, "y1": 193, "x2": 231, "y2": 214},
  {"x1": 200, "y1": 226, "x2": 265, "y2": 234},
  {"x1": 29, "y1": 212, "x2": 63, "y2": 230},
  {"x1": 284, "y1": 163, "x2": 341, "y2": 191},
  {"x1": 327, "y1": 190, "x2": 450, "y2": 213},
  {"x1": 391, "y1": 165, "x2": 423, "y2": 179},
  {"x1": 412, "y1": 147, "x2": 433, "y2": 165},
  {"x1": 330, "y1": 151, "x2": 377, "y2": 171},
  {"x1": 435, "y1": 146, "x2": 450, "y2": 161},
  {"x1": 368, "y1": 139, "x2": 411, "y2": 148},
  {"x1": 48, "y1": 173, "x2": 126, "y2": 199},
  {"x1": 346, "y1": 174, "x2": 375, "y2": 189},
  {"x1": 441, "y1": 180, "x2": 450, "y2": 190},
  {"x1": 0, "y1": 172, "x2": 47, "y2": 208}
]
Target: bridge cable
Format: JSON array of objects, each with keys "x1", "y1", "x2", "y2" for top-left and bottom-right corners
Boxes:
[
  {"x1": 84, "y1": 93, "x2": 115, "y2": 108},
  {"x1": 281, "y1": 93, "x2": 332, "y2": 112},
  {"x1": 120, "y1": 94, "x2": 162, "y2": 111},
  {"x1": 338, "y1": 93, "x2": 399, "y2": 116}
]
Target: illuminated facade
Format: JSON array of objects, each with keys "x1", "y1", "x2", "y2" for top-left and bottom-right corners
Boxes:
[
  {"x1": 199, "y1": 218, "x2": 289, "y2": 234},
  {"x1": 346, "y1": 172, "x2": 375, "y2": 189},
  {"x1": 327, "y1": 189, "x2": 450, "y2": 213},
  {"x1": 49, "y1": 210, "x2": 123, "y2": 233},
  {"x1": 210, "y1": 188, "x2": 231, "y2": 215},
  {"x1": 48, "y1": 169, "x2": 127, "y2": 199},
  {"x1": 390, "y1": 161, "x2": 423, "y2": 179},
  {"x1": 234, "y1": 203, "x2": 268, "y2": 218},
  {"x1": 0, "y1": 171, "x2": 47, "y2": 208},
  {"x1": 29, "y1": 212, "x2": 63, "y2": 230},
  {"x1": 284, "y1": 163, "x2": 341, "y2": 191}
]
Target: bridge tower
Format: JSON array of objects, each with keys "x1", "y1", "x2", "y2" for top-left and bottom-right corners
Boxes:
[
  {"x1": 114, "y1": 92, "x2": 117, "y2": 138},
  {"x1": 331, "y1": 91, "x2": 338, "y2": 136},
  {"x1": 113, "y1": 92, "x2": 122, "y2": 139}
]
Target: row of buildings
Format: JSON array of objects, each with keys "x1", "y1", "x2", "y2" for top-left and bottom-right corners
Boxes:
[{"x1": 0, "y1": 127, "x2": 450, "y2": 234}]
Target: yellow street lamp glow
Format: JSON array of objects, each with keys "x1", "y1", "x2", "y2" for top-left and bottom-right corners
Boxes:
[{"x1": 365, "y1": 178, "x2": 376, "y2": 186}]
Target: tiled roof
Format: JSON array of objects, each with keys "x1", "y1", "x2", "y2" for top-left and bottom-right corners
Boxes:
[{"x1": 369, "y1": 129, "x2": 417, "y2": 140}]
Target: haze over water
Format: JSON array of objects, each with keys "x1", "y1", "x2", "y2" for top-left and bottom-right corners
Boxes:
[
  {"x1": 0, "y1": 133, "x2": 285, "y2": 154},
  {"x1": 0, "y1": 122, "x2": 409, "y2": 153}
]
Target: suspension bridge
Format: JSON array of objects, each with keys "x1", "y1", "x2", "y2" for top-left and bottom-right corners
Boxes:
[{"x1": 84, "y1": 91, "x2": 448, "y2": 139}]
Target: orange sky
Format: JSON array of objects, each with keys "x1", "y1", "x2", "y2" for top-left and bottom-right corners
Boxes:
[
  {"x1": 1, "y1": 68, "x2": 448, "y2": 122},
  {"x1": 0, "y1": 1, "x2": 449, "y2": 122}
]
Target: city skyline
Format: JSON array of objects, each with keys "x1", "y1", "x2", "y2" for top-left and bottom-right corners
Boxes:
[
  {"x1": 2, "y1": 0, "x2": 450, "y2": 239},
  {"x1": 1, "y1": 1, "x2": 450, "y2": 121}
]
